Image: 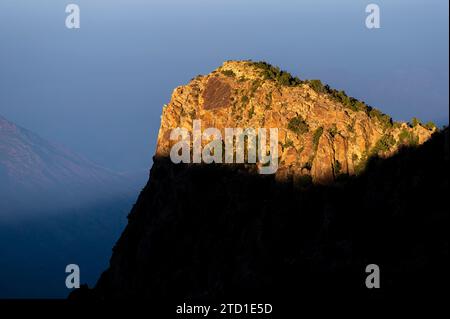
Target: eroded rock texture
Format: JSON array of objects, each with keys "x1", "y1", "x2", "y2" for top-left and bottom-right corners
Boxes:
[
  {"x1": 156, "y1": 61, "x2": 434, "y2": 184},
  {"x1": 74, "y1": 62, "x2": 447, "y2": 302}
]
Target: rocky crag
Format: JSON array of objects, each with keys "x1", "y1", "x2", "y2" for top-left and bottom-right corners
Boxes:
[
  {"x1": 73, "y1": 61, "x2": 447, "y2": 302},
  {"x1": 156, "y1": 60, "x2": 435, "y2": 184}
]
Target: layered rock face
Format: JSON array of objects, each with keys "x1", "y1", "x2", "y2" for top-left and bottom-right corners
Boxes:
[
  {"x1": 156, "y1": 61, "x2": 434, "y2": 184},
  {"x1": 81, "y1": 62, "x2": 447, "y2": 302}
]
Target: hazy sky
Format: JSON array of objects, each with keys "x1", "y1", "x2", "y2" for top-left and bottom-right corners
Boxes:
[{"x1": 0, "y1": 0, "x2": 448, "y2": 171}]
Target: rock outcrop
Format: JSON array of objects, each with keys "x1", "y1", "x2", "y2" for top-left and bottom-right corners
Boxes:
[
  {"x1": 155, "y1": 61, "x2": 435, "y2": 184},
  {"x1": 76, "y1": 62, "x2": 447, "y2": 303}
]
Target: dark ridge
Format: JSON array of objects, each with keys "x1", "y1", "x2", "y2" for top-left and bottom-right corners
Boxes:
[{"x1": 71, "y1": 129, "x2": 449, "y2": 303}]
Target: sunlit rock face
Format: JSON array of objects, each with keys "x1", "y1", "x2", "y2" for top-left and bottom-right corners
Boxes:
[
  {"x1": 155, "y1": 61, "x2": 434, "y2": 184},
  {"x1": 82, "y1": 62, "x2": 447, "y2": 302}
]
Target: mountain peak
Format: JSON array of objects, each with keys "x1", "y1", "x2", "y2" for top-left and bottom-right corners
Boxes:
[
  {"x1": 71, "y1": 64, "x2": 447, "y2": 301},
  {"x1": 218, "y1": 60, "x2": 268, "y2": 80},
  {"x1": 156, "y1": 61, "x2": 435, "y2": 184},
  {"x1": 0, "y1": 115, "x2": 129, "y2": 216}
]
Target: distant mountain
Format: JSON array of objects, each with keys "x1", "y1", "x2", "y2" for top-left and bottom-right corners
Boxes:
[
  {"x1": 0, "y1": 114, "x2": 145, "y2": 298},
  {"x1": 0, "y1": 114, "x2": 134, "y2": 217}
]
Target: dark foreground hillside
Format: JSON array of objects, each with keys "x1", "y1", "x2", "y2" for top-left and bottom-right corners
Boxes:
[{"x1": 74, "y1": 129, "x2": 449, "y2": 303}]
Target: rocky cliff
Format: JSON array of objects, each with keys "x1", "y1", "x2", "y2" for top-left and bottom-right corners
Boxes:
[
  {"x1": 156, "y1": 61, "x2": 435, "y2": 184},
  {"x1": 74, "y1": 62, "x2": 447, "y2": 302}
]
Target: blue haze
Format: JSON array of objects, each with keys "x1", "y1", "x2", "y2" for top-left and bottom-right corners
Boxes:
[
  {"x1": 0, "y1": 0, "x2": 448, "y2": 172},
  {"x1": 0, "y1": 0, "x2": 448, "y2": 299}
]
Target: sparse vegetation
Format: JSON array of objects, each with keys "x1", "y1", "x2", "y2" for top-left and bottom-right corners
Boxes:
[
  {"x1": 369, "y1": 109, "x2": 393, "y2": 130},
  {"x1": 328, "y1": 124, "x2": 338, "y2": 138},
  {"x1": 313, "y1": 127, "x2": 324, "y2": 150},
  {"x1": 221, "y1": 70, "x2": 236, "y2": 77},
  {"x1": 424, "y1": 121, "x2": 437, "y2": 130},
  {"x1": 250, "y1": 80, "x2": 261, "y2": 97},
  {"x1": 241, "y1": 95, "x2": 249, "y2": 107},
  {"x1": 265, "y1": 92, "x2": 273, "y2": 110},
  {"x1": 354, "y1": 152, "x2": 368, "y2": 175},
  {"x1": 191, "y1": 74, "x2": 203, "y2": 81},
  {"x1": 283, "y1": 139, "x2": 295, "y2": 149},
  {"x1": 306, "y1": 79, "x2": 393, "y2": 129},
  {"x1": 250, "y1": 61, "x2": 303, "y2": 87},
  {"x1": 248, "y1": 105, "x2": 255, "y2": 119},
  {"x1": 242, "y1": 62, "x2": 434, "y2": 142},
  {"x1": 302, "y1": 127, "x2": 325, "y2": 169},
  {"x1": 308, "y1": 79, "x2": 327, "y2": 94},
  {"x1": 347, "y1": 122, "x2": 355, "y2": 133},
  {"x1": 399, "y1": 129, "x2": 419, "y2": 146},
  {"x1": 411, "y1": 117, "x2": 421, "y2": 127},
  {"x1": 333, "y1": 160, "x2": 342, "y2": 176},
  {"x1": 371, "y1": 134, "x2": 396, "y2": 155},
  {"x1": 288, "y1": 116, "x2": 309, "y2": 135}
]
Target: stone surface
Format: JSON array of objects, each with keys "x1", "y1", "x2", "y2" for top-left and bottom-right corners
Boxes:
[
  {"x1": 83, "y1": 62, "x2": 447, "y2": 302},
  {"x1": 155, "y1": 61, "x2": 434, "y2": 184}
]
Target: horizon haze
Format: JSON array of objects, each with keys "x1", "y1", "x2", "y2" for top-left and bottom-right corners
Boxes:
[{"x1": 0, "y1": 0, "x2": 448, "y2": 172}]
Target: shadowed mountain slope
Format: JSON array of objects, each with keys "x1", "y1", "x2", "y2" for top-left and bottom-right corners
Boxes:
[
  {"x1": 85, "y1": 127, "x2": 448, "y2": 302},
  {"x1": 78, "y1": 61, "x2": 448, "y2": 302},
  {"x1": 0, "y1": 115, "x2": 145, "y2": 298}
]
